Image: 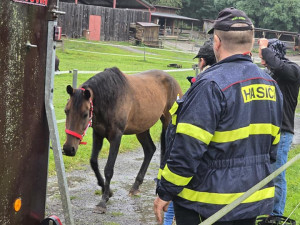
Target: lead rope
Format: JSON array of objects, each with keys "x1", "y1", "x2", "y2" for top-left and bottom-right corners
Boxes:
[{"x1": 282, "y1": 201, "x2": 300, "y2": 225}]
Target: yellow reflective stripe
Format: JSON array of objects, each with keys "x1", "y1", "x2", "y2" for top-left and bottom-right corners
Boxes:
[
  {"x1": 157, "y1": 168, "x2": 162, "y2": 180},
  {"x1": 162, "y1": 164, "x2": 193, "y2": 186},
  {"x1": 172, "y1": 114, "x2": 177, "y2": 125},
  {"x1": 169, "y1": 102, "x2": 179, "y2": 115},
  {"x1": 272, "y1": 132, "x2": 281, "y2": 145},
  {"x1": 211, "y1": 124, "x2": 280, "y2": 143},
  {"x1": 178, "y1": 186, "x2": 274, "y2": 205},
  {"x1": 176, "y1": 123, "x2": 213, "y2": 145}
]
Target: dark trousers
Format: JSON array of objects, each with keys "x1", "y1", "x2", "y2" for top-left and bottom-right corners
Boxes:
[{"x1": 173, "y1": 202, "x2": 256, "y2": 225}]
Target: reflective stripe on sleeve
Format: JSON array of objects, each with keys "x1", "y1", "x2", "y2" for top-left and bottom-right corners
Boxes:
[
  {"x1": 211, "y1": 123, "x2": 280, "y2": 143},
  {"x1": 178, "y1": 186, "x2": 275, "y2": 205},
  {"x1": 169, "y1": 102, "x2": 179, "y2": 115},
  {"x1": 172, "y1": 114, "x2": 177, "y2": 125},
  {"x1": 176, "y1": 123, "x2": 213, "y2": 145},
  {"x1": 170, "y1": 102, "x2": 179, "y2": 125},
  {"x1": 272, "y1": 132, "x2": 281, "y2": 145},
  {"x1": 161, "y1": 164, "x2": 193, "y2": 186},
  {"x1": 157, "y1": 168, "x2": 162, "y2": 180}
]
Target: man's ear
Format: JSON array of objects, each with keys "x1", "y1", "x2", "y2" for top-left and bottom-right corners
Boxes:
[
  {"x1": 213, "y1": 34, "x2": 221, "y2": 51},
  {"x1": 199, "y1": 58, "x2": 206, "y2": 71}
]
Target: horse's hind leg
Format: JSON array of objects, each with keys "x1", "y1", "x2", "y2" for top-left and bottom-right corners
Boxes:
[{"x1": 130, "y1": 130, "x2": 156, "y2": 195}]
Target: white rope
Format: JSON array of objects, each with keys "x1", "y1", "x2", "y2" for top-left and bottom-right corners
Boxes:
[
  {"x1": 57, "y1": 119, "x2": 65, "y2": 124},
  {"x1": 66, "y1": 48, "x2": 195, "y2": 64},
  {"x1": 66, "y1": 39, "x2": 196, "y2": 54},
  {"x1": 283, "y1": 201, "x2": 300, "y2": 224},
  {"x1": 54, "y1": 68, "x2": 194, "y2": 75}
]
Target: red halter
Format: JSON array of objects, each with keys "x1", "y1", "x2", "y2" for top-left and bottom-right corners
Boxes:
[{"x1": 65, "y1": 88, "x2": 93, "y2": 145}]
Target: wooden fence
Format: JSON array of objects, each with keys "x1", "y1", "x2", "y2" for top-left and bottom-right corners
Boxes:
[{"x1": 58, "y1": 2, "x2": 150, "y2": 41}]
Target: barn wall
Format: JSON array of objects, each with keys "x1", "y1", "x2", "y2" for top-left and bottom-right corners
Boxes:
[{"x1": 58, "y1": 2, "x2": 150, "y2": 41}]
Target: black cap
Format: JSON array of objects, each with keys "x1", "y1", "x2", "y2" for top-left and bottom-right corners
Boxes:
[
  {"x1": 194, "y1": 38, "x2": 214, "y2": 59},
  {"x1": 208, "y1": 7, "x2": 253, "y2": 34}
]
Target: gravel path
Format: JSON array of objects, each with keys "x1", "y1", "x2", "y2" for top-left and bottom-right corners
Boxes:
[{"x1": 46, "y1": 145, "x2": 161, "y2": 225}]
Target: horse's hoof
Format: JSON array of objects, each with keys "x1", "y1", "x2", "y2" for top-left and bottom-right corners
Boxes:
[
  {"x1": 109, "y1": 190, "x2": 113, "y2": 197},
  {"x1": 129, "y1": 188, "x2": 141, "y2": 196},
  {"x1": 94, "y1": 202, "x2": 107, "y2": 214}
]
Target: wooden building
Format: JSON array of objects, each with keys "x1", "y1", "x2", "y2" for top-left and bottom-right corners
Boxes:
[
  {"x1": 58, "y1": 0, "x2": 199, "y2": 42},
  {"x1": 133, "y1": 22, "x2": 160, "y2": 47},
  {"x1": 58, "y1": 2, "x2": 151, "y2": 41},
  {"x1": 151, "y1": 5, "x2": 199, "y2": 37}
]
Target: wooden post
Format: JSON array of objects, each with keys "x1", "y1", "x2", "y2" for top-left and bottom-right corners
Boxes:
[
  {"x1": 191, "y1": 22, "x2": 194, "y2": 40},
  {"x1": 172, "y1": 20, "x2": 175, "y2": 36},
  {"x1": 164, "y1": 19, "x2": 167, "y2": 36},
  {"x1": 73, "y1": 69, "x2": 78, "y2": 88}
]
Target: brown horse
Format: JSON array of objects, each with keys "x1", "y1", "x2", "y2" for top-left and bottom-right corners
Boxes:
[{"x1": 63, "y1": 67, "x2": 182, "y2": 213}]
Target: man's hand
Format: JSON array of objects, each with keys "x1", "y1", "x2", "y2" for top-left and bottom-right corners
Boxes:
[
  {"x1": 258, "y1": 38, "x2": 269, "y2": 58},
  {"x1": 153, "y1": 196, "x2": 170, "y2": 224},
  {"x1": 258, "y1": 38, "x2": 269, "y2": 49}
]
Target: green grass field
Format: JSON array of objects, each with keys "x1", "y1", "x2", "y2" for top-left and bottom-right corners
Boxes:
[{"x1": 51, "y1": 38, "x2": 300, "y2": 221}]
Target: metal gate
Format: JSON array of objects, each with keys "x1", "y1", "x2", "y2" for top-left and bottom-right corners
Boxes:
[{"x1": 0, "y1": 0, "x2": 58, "y2": 224}]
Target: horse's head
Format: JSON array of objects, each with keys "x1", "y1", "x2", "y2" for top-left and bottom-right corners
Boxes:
[{"x1": 63, "y1": 85, "x2": 93, "y2": 156}]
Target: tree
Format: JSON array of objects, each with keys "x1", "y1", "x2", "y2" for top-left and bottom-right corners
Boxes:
[
  {"x1": 180, "y1": 0, "x2": 218, "y2": 24},
  {"x1": 214, "y1": 0, "x2": 300, "y2": 32},
  {"x1": 147, "y1": 0, "x2": 182, "y2": 8}
]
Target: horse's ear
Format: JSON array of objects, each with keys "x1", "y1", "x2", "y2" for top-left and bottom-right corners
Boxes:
[
  {"x1": 66, "y1": 85, "x2": 73, "y2": 96},
  {"x1": 83, "y1": 89, "x2": 91, "y2": 100}
]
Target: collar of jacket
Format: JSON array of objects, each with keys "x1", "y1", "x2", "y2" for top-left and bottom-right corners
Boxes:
[
  {"x1": 217, "y1": 54, "x2": 252, "y2": 65},
  {"x1": 199, "y1": 54, "x2": 252, "y2": 79}
]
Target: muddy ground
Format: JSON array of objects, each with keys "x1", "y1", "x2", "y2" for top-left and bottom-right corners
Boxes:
[{"x1": 46, "y1": 144, "x2": 161, "y2": 225}]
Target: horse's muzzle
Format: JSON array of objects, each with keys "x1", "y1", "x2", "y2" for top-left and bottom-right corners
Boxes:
[{"x1": 62, "y1": 144, "x2": 76, "y2": 156}]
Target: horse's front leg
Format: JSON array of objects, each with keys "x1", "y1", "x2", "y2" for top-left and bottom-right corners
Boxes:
[
  {"x1": 96, "y1": 131, "x2": 122, "y2": 213},
  {"x1": 89, "y1": 131, "x2": 107, "y2": 196}
]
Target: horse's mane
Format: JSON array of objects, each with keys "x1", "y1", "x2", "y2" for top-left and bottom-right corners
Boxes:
[{"x1": 82, "y1": 67, "x2": 129, "y2": 111}]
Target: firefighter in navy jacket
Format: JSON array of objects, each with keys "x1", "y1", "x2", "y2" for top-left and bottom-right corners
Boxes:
[{"x1": 154, "y1": 8, "x2": 283, "y2": 225}]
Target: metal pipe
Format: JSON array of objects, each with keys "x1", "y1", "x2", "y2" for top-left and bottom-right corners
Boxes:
[
  {"x1": 45, "y1": 20, "x2": 75, "y2": 225},
  {"x1": 72, "y1": 69, "x2": 78, "y2": 88}
]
